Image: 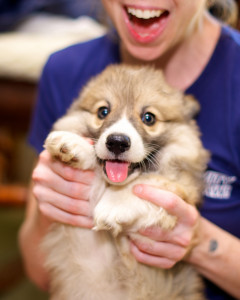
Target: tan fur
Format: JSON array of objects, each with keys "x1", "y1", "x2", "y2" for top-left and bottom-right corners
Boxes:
[{"x1": 43, "y1": 65, "x2": 209, "y2": 300}]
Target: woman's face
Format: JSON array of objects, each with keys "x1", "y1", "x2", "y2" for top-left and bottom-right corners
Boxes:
[{"x1": 102, "y1": 0, "x2": 206, "y2": 62}]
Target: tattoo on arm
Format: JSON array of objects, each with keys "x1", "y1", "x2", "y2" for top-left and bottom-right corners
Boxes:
[{"x1": 209, "y1": 239, "x2": 218, "y2": 252}]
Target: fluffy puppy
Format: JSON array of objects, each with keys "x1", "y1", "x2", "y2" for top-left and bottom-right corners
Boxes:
[{"x1": 43, "y1": 64, "x2": 209, "y2": 300}]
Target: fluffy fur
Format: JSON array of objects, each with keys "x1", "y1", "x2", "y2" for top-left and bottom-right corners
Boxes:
[{"x1": 43, "y1": 65, "x2": 209, "y2": 300}]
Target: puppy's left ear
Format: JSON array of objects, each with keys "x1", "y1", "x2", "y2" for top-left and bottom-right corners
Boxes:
[{"x1": 182, "y1": 94, "x2": 200, "y2": 120}]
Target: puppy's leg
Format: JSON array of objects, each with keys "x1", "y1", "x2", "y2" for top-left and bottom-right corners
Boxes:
[{"x1": 44, "y1": 131, "x2": 96, "y2": 170}]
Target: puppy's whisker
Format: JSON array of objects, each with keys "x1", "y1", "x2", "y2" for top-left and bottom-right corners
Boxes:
[
  {"x1": 146, "y1": 153, "x2": 161, "y2": 171},
  {"x1": 145, "y1": 143, "x2": 160, "y2": 155},
  {"x1": 143, "y1": 144, "x2": 161, "y2": 170},
  {"x1": 140, "y1": 160, "x2": 147, "y2": 172}
]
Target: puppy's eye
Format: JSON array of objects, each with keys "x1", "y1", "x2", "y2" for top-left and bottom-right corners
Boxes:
[
  {"x1": 98, "y1": 106, "x2": 110, "y2": 119},
  {"x1": 142, "y1": 112, "x2": 156, "y2": 126}
]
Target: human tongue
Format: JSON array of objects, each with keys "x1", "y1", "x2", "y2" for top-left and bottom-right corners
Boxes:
[
  {"x1": 127, "y1": 12, "x2": 168, "y2": 42},
  {"x1": 105, "y1": 161, "x2": 130, "y2": 183}
]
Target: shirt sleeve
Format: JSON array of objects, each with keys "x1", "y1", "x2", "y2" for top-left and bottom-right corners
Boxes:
[{"x1": 28, "y1": 56, "x2": 62, "y2": 154}]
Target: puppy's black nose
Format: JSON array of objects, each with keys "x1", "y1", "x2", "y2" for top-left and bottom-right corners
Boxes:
[{"x1": 106, "y1": 134, "x2": 131, "y2": 155}]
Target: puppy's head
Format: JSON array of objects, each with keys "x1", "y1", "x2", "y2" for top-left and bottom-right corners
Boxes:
[{"x1": 70, "y1": 65, "x2": 200, "y2": 185}]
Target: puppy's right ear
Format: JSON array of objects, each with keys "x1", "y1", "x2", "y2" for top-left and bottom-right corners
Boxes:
[{"x1": 182, "y1": 95, "x2": 200, "y2": 120}]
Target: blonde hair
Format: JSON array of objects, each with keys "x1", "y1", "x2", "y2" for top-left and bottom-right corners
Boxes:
[{"x1": 207, "y1": 0, "x2": 239, "y2": 27}]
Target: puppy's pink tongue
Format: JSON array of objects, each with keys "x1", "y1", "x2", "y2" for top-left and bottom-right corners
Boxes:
[{"x1": 105, "y1": 161, "x2": 129, "y2": 183}]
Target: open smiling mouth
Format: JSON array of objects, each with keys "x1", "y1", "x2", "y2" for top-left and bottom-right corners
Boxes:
[{"x1": 124, "y1": 6, "x2": 169, "y2": 43}]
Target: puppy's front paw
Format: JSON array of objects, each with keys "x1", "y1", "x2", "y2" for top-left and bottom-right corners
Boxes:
[
  {"x1": 44, "y1": 131, "x2": 95, "y2": 170},
  {"x1": 93, "y1": 207, "x2": 123, "y2": 236}
]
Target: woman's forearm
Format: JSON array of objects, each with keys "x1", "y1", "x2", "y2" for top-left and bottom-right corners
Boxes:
[
  {"x1": 18, "y1": 191, "x2": 51, "y2": 291},
  {"x1": 186, "y1": 217, "x2": 240, "y2": 298}
]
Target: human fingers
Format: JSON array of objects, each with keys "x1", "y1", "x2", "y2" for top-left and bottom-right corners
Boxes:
[
  {"x1": 130, "y1": 237, "x2": 186, "y2": 262},
  {"x1": 33, "y1": 170, "x2": 93, "y2": 227},
  {"x1": 130, "y1": 241, "x2": 176, "y2": 269},
  {"x1": 39, "y1": 202, "x2": 94, "y2": 228},
  {"x1": 33, "y1": 184, "x2": 92, "y2": 217},
  {"x1": 38, "y1": 150, "x2": 95, "y2": 185},
  {"x1": 133, "y1": 184, "x2": 198, "y2": 226},
  {"x1": 138, "y1": 225, "x2": 194, "y2": 248},
  {"x1": 138, "y1": 226, "x2": 170, "y2": 241},
  {"x1": 33, "y1": 156, "x2": 92, "y2": 200},
  {"x1": 32, "y1": 151, "x2": 94, "y2": 227}
]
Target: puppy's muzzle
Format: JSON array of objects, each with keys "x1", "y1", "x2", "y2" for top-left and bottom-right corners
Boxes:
[{"x1": 106, "y1": 134, "x2": 131, "y2": 156}]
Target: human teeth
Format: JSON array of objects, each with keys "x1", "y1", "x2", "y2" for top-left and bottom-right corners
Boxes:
[{"x1": 127, "y1": 7, "x2": 164, "y2": 19}]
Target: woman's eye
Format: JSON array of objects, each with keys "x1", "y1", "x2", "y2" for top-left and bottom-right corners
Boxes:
[
  {"x1": 97, "y1": 106, "x2": 110, "y2": 119},
  {"x1": 141, "y1": 112, "x2": 156, "y2": 126}
]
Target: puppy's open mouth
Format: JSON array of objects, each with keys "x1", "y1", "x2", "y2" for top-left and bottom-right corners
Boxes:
[{"x1": 98, "y1": 159, "x2": 140, "y2": 183}]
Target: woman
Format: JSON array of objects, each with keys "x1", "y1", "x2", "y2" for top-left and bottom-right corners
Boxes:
[{"x1": 19, "y1": 0, "x2": 240, "y2": 299}]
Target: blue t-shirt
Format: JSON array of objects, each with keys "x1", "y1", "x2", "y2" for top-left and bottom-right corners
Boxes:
[{"x1": 29, "y1": 26, "x2": 240, "y2": 300}]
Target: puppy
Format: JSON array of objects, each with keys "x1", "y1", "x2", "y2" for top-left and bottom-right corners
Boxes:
[{"x1": 43, "y1": 64, "x2": 209, "y2": 300}]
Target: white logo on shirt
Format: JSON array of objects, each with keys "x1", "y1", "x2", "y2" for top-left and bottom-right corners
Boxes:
[{"x1": 204, "y1": 170, "x2": 236, "y2": 200}]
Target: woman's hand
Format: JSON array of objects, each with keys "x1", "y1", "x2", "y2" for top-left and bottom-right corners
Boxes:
[
  {"x1": 32, "y1": 150, "x2": 94, "y2": 228},
  {"x1": 130, "y1": 184, "x2": 200, "y2": 269}
]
